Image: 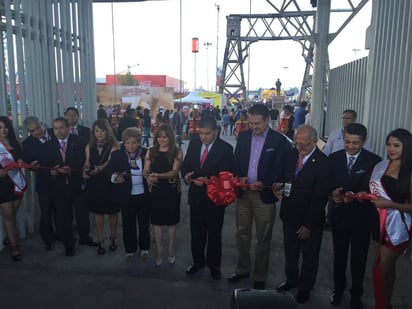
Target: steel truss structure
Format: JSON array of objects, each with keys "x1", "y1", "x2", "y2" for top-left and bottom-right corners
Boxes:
[{"x1": 219, "y1": 0, "x2": 369, "y2": 104}]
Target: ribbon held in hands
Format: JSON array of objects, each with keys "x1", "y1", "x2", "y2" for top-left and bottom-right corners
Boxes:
[
  {"x1": 344, "y1": 192, "x2": 378, "y2": 200},
  {"x1": 206, "y1": 171, "x2": 238, "y2": 206},
  {"x1": 193, "y1": 171, "x2": 264, "y2": 206},
  {"x1": 3, "y1": 162, "x2": 36, "y2": 170}
]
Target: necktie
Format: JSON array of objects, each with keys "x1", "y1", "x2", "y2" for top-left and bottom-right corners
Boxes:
[
  {"x1": 295, "y1": 155, "x2": 304, "y2": 174},
  {"x1": 70, "y1": 127, "x2": 76, "y2": 135},
  {"x1": 200, "y1": 145, "x2": 209, "y2": 168},
  {"x1": 347, "y1": 156, "x2": 355, "y2": 173},
  {"x1": 60, "y1": 140, "x2": 66, "y2": 162}
]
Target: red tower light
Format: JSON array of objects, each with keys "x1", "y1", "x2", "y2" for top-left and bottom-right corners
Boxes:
[{"x1": 192, "y1": 37, "x2": 199, "y2": 53}]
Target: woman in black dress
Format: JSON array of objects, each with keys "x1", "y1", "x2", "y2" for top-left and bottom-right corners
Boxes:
[
  {"x1": 83, "y1": 119, "x2": 119, "y2": 254},
  {"x1": 369, "y1": 128, "x2": 412, "y2": 309},
  {"x1": 0, "y1": 116, "x2": 25, "y2": 261},
  {"x1": 144, "y1": 124, "x2": 183, "y2": 266}
]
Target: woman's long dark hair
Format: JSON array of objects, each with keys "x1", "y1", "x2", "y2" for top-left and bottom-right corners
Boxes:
[
  {"x1": 386, "y1": 128, "x2": 412, "y2": 201},
  {"x1": 0, "y1": 116, "x2": 23, "y2": 159},
  {"x1": 89, "y1": 119, "x2": 118, "y2": 149}
]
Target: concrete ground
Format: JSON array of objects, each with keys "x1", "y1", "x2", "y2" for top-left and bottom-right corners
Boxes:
[{"x1": 1, "y1": 133, "x2": 411, "y2": 309}]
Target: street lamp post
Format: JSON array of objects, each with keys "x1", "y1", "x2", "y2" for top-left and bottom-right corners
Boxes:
[
  {"x1": 215, "y1": 3, "x2": 220, "y2": 92},
  {"x1": 282, "y1": 66, "x2": 289, "y2": 93},
  {"x1": 204, "y1": 42, "x2": 212, "y2": 91}
]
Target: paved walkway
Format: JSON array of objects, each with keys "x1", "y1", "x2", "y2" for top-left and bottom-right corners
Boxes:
[{"x1": 1, "y1": 133, "x2": 411, "y2": 309}]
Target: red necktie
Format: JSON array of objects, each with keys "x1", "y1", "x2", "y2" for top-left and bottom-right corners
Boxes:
[
  {"x1": 60, "y1": 140, "x2": 66, "y2": 162},
  {"x1": 200, "y1": 145, "x2": 209, "y2": 168},
  {"x1": 295, "y1": 155, "x2": 304, "y2": 174}
]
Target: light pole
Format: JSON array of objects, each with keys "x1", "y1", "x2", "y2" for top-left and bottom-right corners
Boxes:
[
  {"x1": 215, "y1": 3, "x2": 220, "y2": 92},
  {"x1": 204, "y1": 42, "x2": 212, "y2": 91},
  {"x1": 282, "y1": 66, "x2": 289, "y2": 93}
]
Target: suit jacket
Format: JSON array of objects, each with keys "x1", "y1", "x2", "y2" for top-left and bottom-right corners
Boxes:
[
  {"x1": 181, "y1": 137, "x2": 233, "y2": 207},
  {"x1": 22, "y1": 131, "x2": 53, "y2": 193},
  {"x1": 279, "y1": 147, "x2": 331, "y2": 230},
  {"x1": 328, "y1": 149, "x2": 381, "y2": 226},
  {"x1": 234, "y1": 128, "x2": 289, "y2": 204},
  {"x1": 42, "y1": 134, "x2": 85, "y2": 197},
  {"x1": 76, "y1": 125, "x2": 91, "y2": 145},
  {"x1": 107, "y1": 147, "x2": 149, "y2": 204}
]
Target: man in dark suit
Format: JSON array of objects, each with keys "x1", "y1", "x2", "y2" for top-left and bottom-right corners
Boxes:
[
  {"x1": 22, "y1": 116, "x2": 56, "y2": 250},
  {"x1": 42, "y1": 117, "x2": 89, "y2": 256},
  {"x1": 64, "y1": 106, "x2": 91, "y2": 145},
  {"x1": 181, "y1": 116, "x2": 233, "y2": 280},
  {"x1": 64, "y1": 107, "x2": 96, "y2": 247},
  {"x1": 274, "y1": 125, "x2": 330, "y2": 304},
  {"x1": 328, "y1": 123, "x2": 381, "y2": 309},
  {"x1": 227, "y1": 104, "x2": 289, "y2": 290}
]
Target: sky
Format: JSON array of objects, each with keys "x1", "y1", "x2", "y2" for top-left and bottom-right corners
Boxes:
[{"x1": 92, "y1": 0, "x2": 371, "y2": 91}]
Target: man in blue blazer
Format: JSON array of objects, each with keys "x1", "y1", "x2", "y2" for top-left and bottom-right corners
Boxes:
[
  {"x1": 181, "y1": 116, "x2": 233, "y2": 280},
  {"x1": 328, "y1": 123, "x2": 381, "y2": 309},
  {"x1": 227, "y1": 104, "x2": 289, "y2": 290}
]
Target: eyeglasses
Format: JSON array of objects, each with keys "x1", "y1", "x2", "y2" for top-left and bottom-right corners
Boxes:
[{"x1": 295, "y1": 140, "x2": 314, "y2": 148}]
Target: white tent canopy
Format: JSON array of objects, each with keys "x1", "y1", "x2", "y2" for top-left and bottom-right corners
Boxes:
[{"x1": 173, "y1": 92, "x2": 212, "y2": 104}]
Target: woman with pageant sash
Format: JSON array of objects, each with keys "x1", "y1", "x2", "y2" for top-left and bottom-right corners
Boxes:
[
  {"x1": 0, "y1": 116, "x2": 26, "y2": 261},
  {"x1": 108, "y1": 127, "x2": 150, "y2": 260},
  {"x1": 369, "y1": 128, "x2": 412, "y2": 309},
  {"x1": 143, "y1": 124, "x2": 183, "y2": 266},
  {"x1": 83, "y1": 119, "x2": 119, "y2": 255}
]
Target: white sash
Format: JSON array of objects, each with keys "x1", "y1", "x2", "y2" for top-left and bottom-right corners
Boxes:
[
  {"x1": 370, "y1": 160, "x2": 411, "y2": 246},
  {"x1": 0, "y1": 142, "x2": 27, "y2": 197}
]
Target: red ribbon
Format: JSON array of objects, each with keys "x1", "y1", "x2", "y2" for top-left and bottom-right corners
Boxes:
[
  {"x1": 3, "y1": 162, "x2": 35, "y2": 171},
  {"x1": 206, "y1": 171, "x2": 238, "y2": 206},
  {"x1": 344, "y1": 192, "x2": 378, "y2": 200}
]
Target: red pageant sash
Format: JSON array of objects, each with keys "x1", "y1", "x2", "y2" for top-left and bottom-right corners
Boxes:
[
  {"x1": 0, "y1": 142, "x2": 27, "y2": 197},
  {"x1": 369, "y1": 160, "x2": 412, "y2": 309}
]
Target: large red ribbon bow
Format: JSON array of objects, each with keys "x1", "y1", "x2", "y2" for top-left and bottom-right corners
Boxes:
[{"x1": 207, "y1": 171, "x2": 239, "y2": 206}]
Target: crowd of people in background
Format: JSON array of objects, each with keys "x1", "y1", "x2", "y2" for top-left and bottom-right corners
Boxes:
[{"x1": 0, "y1": 101, "x2": 411, "y2": 309}]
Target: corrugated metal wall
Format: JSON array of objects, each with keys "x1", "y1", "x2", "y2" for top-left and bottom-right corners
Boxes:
[
  {"x1": 0, "y1": 0, "x2": 97, "y2": 131},
  {"x1": 363, "y1": 0, "x2": 412, "y2": 157},
  {"x1": 326, "y1": 57, "x2": 368, "y2": 138},
  {"x1": 0, "y1": 0, "x2": 96, "y2": 250},
  {"x1": 326, "y1": 0, "x2": 412, "y2": 158}
]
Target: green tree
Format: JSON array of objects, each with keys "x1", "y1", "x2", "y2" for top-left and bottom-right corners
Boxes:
[{"x1": 118, "y1": 71, "x2": 139, "y2": 86}]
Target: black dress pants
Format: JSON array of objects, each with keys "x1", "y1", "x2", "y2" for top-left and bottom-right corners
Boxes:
[
  {"x1": 332, "y1": 220, "x2": 371, "y2": 298},
  {"x1": 55, "y1": 195, "x2": 76, "y2": 250},
  {"x1": 189, "y1": 200, "x2": 225, "y2": 270},
  {"x1": 37, "y1": 192, "x2": 57, "y2": 244},
  {"x1": 120, "y1": 194, "x2": 150, "y2": 254},
  {"x1": 282, "y1": 223, "x2": 323, "y2": 292},
  {"x1": 73, "y1": 191, "x2": 91, "y2": 241}
]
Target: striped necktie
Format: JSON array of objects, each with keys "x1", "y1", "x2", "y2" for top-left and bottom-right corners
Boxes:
[{"x1": 347, "y1": 156, "x2": 355, "y2": 173}]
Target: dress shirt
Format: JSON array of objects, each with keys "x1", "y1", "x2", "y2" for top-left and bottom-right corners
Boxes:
[{"x1": 247, "y1": 126, "x2": 269, "y2": 184}]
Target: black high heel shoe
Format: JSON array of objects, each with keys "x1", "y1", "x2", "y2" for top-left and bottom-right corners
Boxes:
[
  {"x1": 9, "y1": 243, "x2": 22, "y2": 262},
  {"x1": 109, "y1": 237, "x2": 117, "y2": 251},
  {"x1": 97, "y1": 241, "x2": 105, "y2": 255}
]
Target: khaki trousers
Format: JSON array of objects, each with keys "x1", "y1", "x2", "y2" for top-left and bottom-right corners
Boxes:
[{"x1": 235, "y1": 191, "x2": 276, "y2": 282}]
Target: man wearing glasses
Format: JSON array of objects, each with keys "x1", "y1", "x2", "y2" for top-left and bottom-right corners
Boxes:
[
  {"x1": 273, "y1": 125, "x2": 330, "y2": 304},
  {"x1": 323, "y1": 109, "x2": 371, "y2": 156}
]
